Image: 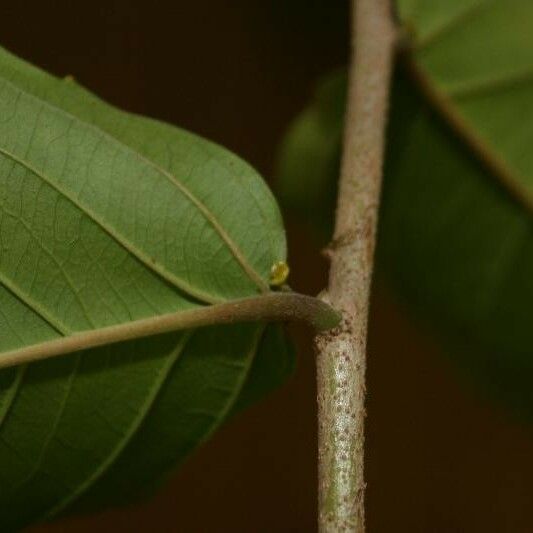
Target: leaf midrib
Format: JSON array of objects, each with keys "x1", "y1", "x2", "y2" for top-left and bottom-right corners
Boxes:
[
  {"x1": 406, "y1": 59, "x2": 533, "y2": 218},
  {"x1": 406, "y1": 0, "x2": 533, "y2": 218},
  {"x1": 0, "y1": 272, "x2": 72, "y2": 442},
  {"x1": 0, "y1": 268, "x2": 98, "y2": 506},
  {"x1": 404, "y1": 0, "x2": 533, "y2": 216}
]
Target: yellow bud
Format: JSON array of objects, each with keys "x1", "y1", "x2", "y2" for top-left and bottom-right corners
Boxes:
[{"x1": 269, "y1": 261, "x2": 290, "y2": 287}]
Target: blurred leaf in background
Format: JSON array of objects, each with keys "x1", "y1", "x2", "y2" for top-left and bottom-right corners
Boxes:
[
  {"x1": 277, "y1": 0, "x2": 533, "y2": 417},
  {"x1": 276, "y1": 69, "x2": 346, "y2": 240}
]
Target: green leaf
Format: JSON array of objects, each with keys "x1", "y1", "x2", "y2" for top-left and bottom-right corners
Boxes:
[
  {"x1": 399, "y1": 0, "x2": 533, "y2": 210},
  {"x1": 380, "y1": 70, "x2": 533, "y2": 416},
  {"x1": 385, "y1": 0, "x2": 533, "y2": 414},
  {"x1": 0, "y1": 45, "x2": 293, "y2": 529},
  {"x1": 276, "y1": 70, "x2": 346, "y2": 241},
  {"x1": 276, "y1": 0, "x2": 533, "y2": 417}
]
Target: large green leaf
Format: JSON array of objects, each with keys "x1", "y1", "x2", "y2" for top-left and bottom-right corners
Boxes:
[
  {"x1": 0, "y1": 46, "x2": 293, "y2": 530},
  {"x1": 386, "y1": 0, "x2": 533, "y2": 412},
  {"x1": 277, "y1": 0, "x2": 533, "y2": 415}
]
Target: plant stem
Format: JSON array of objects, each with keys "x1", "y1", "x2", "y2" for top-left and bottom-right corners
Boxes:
[
  {"x1": 0, "y1": 293, "x2": 340, "y2": 370},
  {"x1": 315, "y1": 1, "x2": 396, "y2": 531}
]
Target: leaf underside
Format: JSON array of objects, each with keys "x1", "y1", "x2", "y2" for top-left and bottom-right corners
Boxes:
[
  {"x1": 0, "y1": 46, "x2": 292, "y2": 530},
  {"x1": 386, "y1": 0, "x2": 533, "y2": 413},
  {"x1": 399, "y1": 0, "x2": 533, "y2": 208}
]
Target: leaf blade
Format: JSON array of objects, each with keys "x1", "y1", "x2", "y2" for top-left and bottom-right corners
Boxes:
[
  {"x1": 0, "y1": 44, "x2": 292, "y2": 529},
  {"x1": 402, "y1": 0, "x2": 533, "y2": 209}
]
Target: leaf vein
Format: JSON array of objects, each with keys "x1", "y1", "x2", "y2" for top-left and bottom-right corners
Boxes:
[
  {"x1": 0, "y1": 76, "x2": 269, "y2": 296},
  {"x1": 414, "y1": 0, "x2": 493, "y2": 50},
  {"x1": 43, "y1": 332, "x2": 191, "y2": 520}
]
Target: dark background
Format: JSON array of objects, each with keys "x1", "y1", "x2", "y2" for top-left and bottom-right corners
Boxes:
[{"x1": 2, "y1": 1, "x2": 532, "y2": 531}]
